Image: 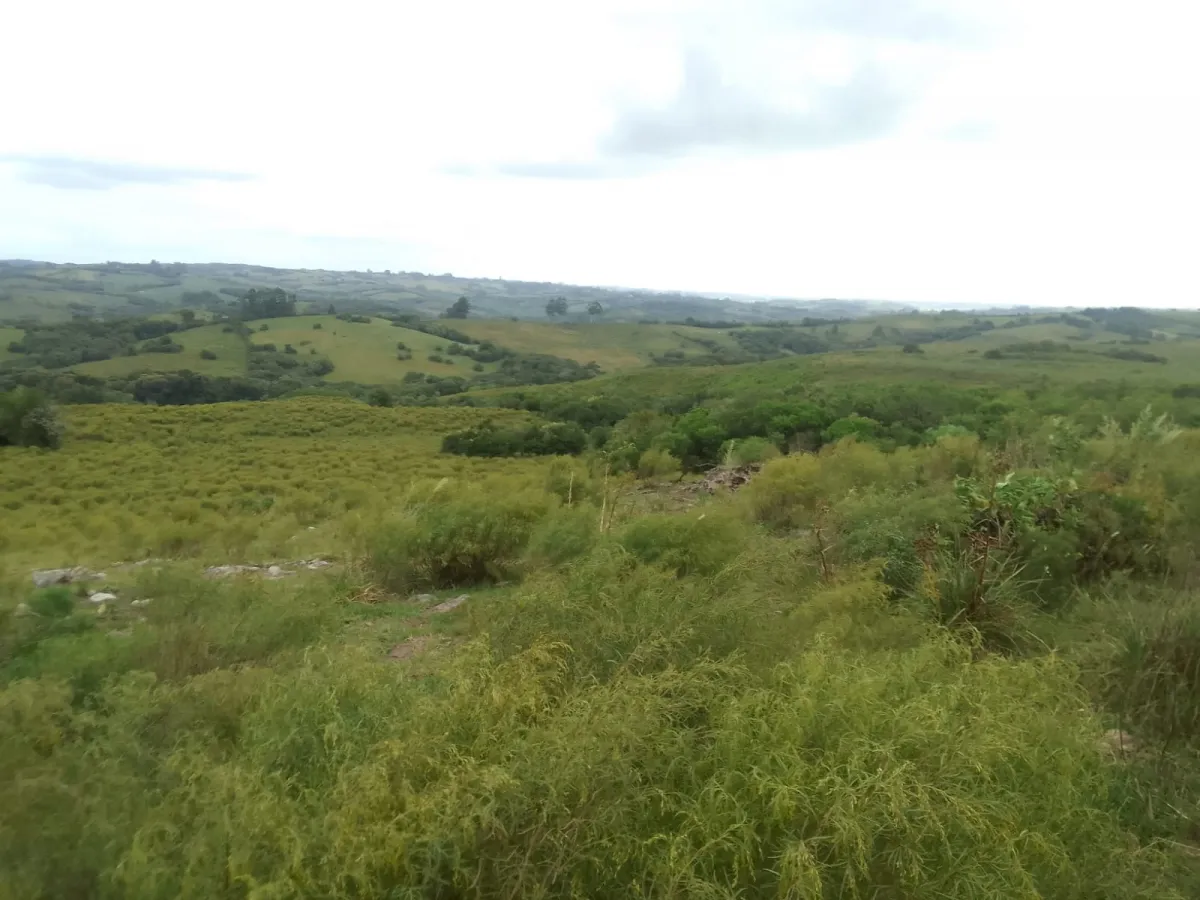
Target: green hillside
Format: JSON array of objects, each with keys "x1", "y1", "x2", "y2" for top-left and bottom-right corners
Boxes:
[
  {"x1": 74, "y1": 324, "x2": 248, "y2": 377},
  {"x1": 0, "y1": 258, "x2": 906, "y2": 325},
  {"x1": 452, "y1": 320, "x2": 743, "y2": 369},
  {"x1": 246, "y1": 316, "x2": 494, "y2": 383}
]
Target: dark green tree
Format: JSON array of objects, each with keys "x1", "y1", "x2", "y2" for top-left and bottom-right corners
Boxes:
[
  {"x1": 238, "y1": 288, "x2": 296, "y2": 320},
  {"x1": 546, "y1": 296, "x2": 569, "y2": 317},
  {"x1": 442, "y1": 296, "x2": 471, "y2": 319},
  {"x1": 0, "y1": 388, "x2": 64, "y2": 449},
  {"x1": 587, "y1": 300, "x2": 604, "y2": 318}
]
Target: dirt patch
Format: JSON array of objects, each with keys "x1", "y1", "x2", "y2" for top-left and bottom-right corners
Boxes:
[{"x1": 388, "y1": 635, "x2": 435, "y2": 661}]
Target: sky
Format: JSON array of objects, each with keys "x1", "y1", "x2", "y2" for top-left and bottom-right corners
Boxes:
[{"x1": 2, "y1": 0, "x2": 1199, "y2": 308}]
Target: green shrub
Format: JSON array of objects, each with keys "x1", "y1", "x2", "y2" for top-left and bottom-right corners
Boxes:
[
  {"x1": 367, "y1": 491, "x2": 550, "y2": 592},
  {"x1": 522, "y1": 505, "x2": 598, "y2": 570},
  {"x1": 618, "y1": 511, "x2": 746, "y2": 576},
  {"x1": 742, "y1": 453, "x2": 824, "y2": 530},
  {"x1": 28, "y1": 587, "x2": 74, "y2": 619},
  {"x1": 635, "y1": 447, "x2": 681, "y2": 480},
  {"x1": 721, "y1": 435, "x2": 780, "y2": 467},
  {"x1": 0, "y1": 388, "x2": 64, "y2": 449}
]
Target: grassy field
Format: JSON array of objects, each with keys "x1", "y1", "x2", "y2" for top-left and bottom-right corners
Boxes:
[
  {"x1": 5, "y1": 382, "x2": 1200, "y2": 896},
  {"x1": 0, "y1": 398, "x2": 541, "y2": 569},
  {"x1": 247, "y1": 315, "x2": 493, "y2": 383},
  {"x1": 73, "y1": 324, "x2": 249, "y2": 377}
]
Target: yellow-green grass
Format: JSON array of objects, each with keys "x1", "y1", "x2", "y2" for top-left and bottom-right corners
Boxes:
[
  {"x1": 0, "y1": 327, "x2": 22, "y2": 362},
  {"x1": 247, "y1": 315, "x2": 492, "y2": 383},
  {"x1": 453, "y1": 320, "x2": 743, "y2": 370},
  {"x1": 72, "y1": 324, "x2": 249, "y2": 377},
  {"x1": 0, "y1": 397, "x2": 545, "y2": 570}
]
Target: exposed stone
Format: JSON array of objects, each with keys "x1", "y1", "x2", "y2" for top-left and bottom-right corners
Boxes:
[
  {"x1": 131, "y1": 598, "x2": 153, "y2": 608},
  {"x1": 430, "y1": 594, "x2": 469, "y2": 614},
  {"x1": 88, "y1": 592, "x2": 118, "y2": 604},
  {"x1": 32, "y1": 567, "x2": 104, "y2": 588},
  {"x1": 304, "y1": 559, "x2": 332, "y2": 570},
  {"x1": 266, "y1": 565, "x2": 286, "y2": 578},
  {"x1": 14, "y1": 602, "x2": 32, "y2": 617},
  {"x1": 411, "y1": 593, "x2": 437, "y2": 605},
  {"x1": 204, "y1": 565, "x2": 262, "y2": 578}
]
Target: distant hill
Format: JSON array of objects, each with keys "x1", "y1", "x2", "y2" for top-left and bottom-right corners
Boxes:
[{"x1": 0, "y1": 259, "x2": 908, "y2": 325}]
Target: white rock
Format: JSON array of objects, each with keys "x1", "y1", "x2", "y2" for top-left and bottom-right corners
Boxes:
[
  {"x1": 88, "y1": 592, "x2": 118, "y2": 604},
  {"x1": 266, "y1": 565, "x2": 285, "y2": 578},
  {"x1": 131, "y1": 598, "x2": 153, "y2": 608},
  {"x1": 204, "y1": 565, "x2": 260, "y2": 578}
]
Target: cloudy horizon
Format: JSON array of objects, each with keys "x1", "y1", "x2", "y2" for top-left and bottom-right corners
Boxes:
[{"x1": 3, "y1": 0, "x2": 1199, "y2": 308}]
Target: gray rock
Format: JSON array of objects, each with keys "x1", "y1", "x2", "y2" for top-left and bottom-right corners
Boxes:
[
  {"x1": 430, "y1": 594, "x2": 469, "y2": 614},
  {"x1": 305, "y1": 559, "x2": 332, "y2": 570},
  {"x1": 32, "y1": 566, "x2": 102, "y2": 588},
  {"x1": 204, "y1": 565, "x2": 261, "y2": 578},
  {"x1": 14, "y1": 602, "x2": 31, "y2": 617},
  {"x1": 88, "y1": 592, "x2": 118, "y2": 604},
  {"x1": 266, "y1": 565, "x2": 285, "y2": 578},
  {"x1": 131, "y1": 598, "x2": 153, "y2": 608},
  {"x1": 412, "y1": 593, "x2": 437, "y2": 605},
  {"x1": 388, "y1": 635, "x2": 433, "y2": 660}
]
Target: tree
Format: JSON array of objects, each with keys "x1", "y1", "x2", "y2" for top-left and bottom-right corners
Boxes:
[
  {"x1": 179, "y1": 309, "x2": 197, "y2": 327},
  {"x1": 545, "y1": 296, "x2": 569, "y2": 317},
  {"x1": 0, "y1": 388, "x2": 64, "y2": 449},
  {"x1": 587, "y1": 301, "x2": 604, "y2": 319},
  {"x1": 442, "y1": 296, "x2": 471, "y2": 319},
  {"x1": 238, "y1": 288, "x2": 296, "y2": 320}
]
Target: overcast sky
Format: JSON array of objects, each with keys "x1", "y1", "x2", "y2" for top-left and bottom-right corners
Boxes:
[{"x1": 3, "y1": 0, "x2": 1199, "y2": 307}]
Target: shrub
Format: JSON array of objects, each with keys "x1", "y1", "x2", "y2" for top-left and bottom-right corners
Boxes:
[
  {"x1": 366, "y1": 491, "x2": 550, "y2": 592},
  {"x1": 824, "y1": 414, "x2": 880, "y2": 444},
  {"x1": 522, "y1": 505, "x2": 599, "y2": 570},
  {"x1": 199, "y1": 349, "x2": 218, "y2": 360},
  {"x1": 618, "y1": 511, "x2": 747, "y2": 576},
  {"x1": 27, "y1": 587, "x2": 74, "y2": 619},
  {"x1": 721, "y1": 436, "x2": 780, "y2": 467},
  {"x1": 636, "y1": 448, "x2": 682, "y2": 480},
  {"x1": 0, "y1": 388, "x2": 64, "y2": 449},
  {"x1": 742, "y1": 454, "x2": 825, "y2": 530},
  {"x1": 442, "y1": 422, "x2": 587, "y2": 457}
]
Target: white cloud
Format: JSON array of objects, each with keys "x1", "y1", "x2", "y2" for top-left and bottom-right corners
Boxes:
[{"x1": 1, "y1": 0, "x2": 1199, "y2": 307}]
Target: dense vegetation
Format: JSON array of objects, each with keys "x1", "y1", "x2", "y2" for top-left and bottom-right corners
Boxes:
[
  {"x1": 5, "y1": 318, "x2": 188, "y2": 368},
  {"x1": 0, "y1": 387, "x2": 63, "y2": 448},
  {"x1": 8, "y1": 307, "x2": 1200, "y2": 897}
]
